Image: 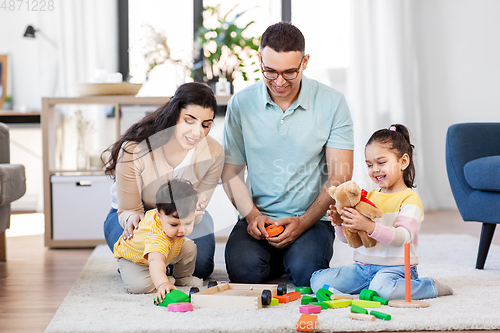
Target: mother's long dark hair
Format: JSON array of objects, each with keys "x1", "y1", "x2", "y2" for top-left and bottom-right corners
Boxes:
[{"x1": 103, "y1": 82, "x2": 217, "y2": 179}]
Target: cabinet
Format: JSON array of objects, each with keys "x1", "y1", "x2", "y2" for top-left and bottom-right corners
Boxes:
[{"x1": 42, "y1": 95, "x2": 230, "y2": 248}]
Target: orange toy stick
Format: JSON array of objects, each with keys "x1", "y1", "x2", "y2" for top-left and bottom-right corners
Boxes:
[{"x1": 404, "y1": 242, "x2": 411, "y2": 302}]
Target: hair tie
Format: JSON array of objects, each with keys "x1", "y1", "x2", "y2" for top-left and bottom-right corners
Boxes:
[{"x1": 389, "y1": 126, "x2": 397, "y2": 131}]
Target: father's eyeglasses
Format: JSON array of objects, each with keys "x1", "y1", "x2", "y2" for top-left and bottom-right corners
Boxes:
[{"x1": 260, "y1": 55, "x2": 304, "y2": 81}]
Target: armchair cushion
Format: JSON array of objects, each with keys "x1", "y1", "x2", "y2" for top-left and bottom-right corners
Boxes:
[
  {"x1": 464, "y1": 156, "x2": 500, "y2": 192},
  {"x1": 0, "y1": 164, "x2": 26, "y2": 206}
]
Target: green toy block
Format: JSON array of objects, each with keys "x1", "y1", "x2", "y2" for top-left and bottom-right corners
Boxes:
[
  {"x1": 269, "y1": 298, "x2": 279, "y2": 306},
  {"x1": 324, "y1": 299, "x2": 352, "y2": 308},
  {"x1": 352, "y1": 300, "x2": 381, "y2": 308},
  {"x1": 301, "y1": 295, "x2": 318, "y2": 305},
  {"x1": 371, "y1": 310, "x2": 392, "y2": 321},
  {"x1": 296, "y1": 286, "x2": 314, "y2": 294},
  {"x1": 316, "y1": 288, "x2": 334, "y2": 302},
  {"x1": 351, "y1": 304, "x2": 368, "y2": 314},
  {"x1": 359, "y1": 289, "x2": 389, "y2": 305},
  {"x1": 155, "y1": 290, "x2": 190, "y2": 307},
  {"x1": 310, "y1": 301, "x2": 329, "y2": 310}
]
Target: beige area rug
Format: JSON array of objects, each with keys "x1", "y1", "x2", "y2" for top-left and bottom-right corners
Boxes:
[{"x1": 45, "y1": 234, "x2": 500, "y2": 332}]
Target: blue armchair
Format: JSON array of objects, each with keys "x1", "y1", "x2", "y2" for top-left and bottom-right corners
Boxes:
[{"x1": 446, "y1": 122, "x2": 500, "y2": 269}]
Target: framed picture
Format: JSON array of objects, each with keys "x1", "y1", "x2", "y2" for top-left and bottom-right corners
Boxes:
[{"x1": 0, "y1": 54, "x2": 7, "y2": 109}]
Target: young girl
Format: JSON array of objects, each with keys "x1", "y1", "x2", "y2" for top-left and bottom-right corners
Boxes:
[
  {"x1": 114, "y1": 179, "x2": 203, "y2": 304},
  {"x1": 310, "y1": 124, "x2": 453, "y2": 300}
]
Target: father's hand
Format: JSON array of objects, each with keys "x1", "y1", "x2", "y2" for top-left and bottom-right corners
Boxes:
[
  {"x1": 267, "y1": 216, "x2": 305, "y2": 249},
  {"x1": 247, "y1": 215, "x2": 275, "y2": 240}
]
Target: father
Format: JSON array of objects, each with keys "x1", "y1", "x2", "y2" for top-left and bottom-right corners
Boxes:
[{"x1": 221, "y1": 22, "x2": 354, "y2": 287}]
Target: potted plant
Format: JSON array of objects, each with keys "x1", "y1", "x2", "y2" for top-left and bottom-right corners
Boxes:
[
  {"x1": 2, "y1": 95, "x2": 12, "y2": 110},
  {"x1": 192, "y1": 5, "x2": 260, "y2": 92}
]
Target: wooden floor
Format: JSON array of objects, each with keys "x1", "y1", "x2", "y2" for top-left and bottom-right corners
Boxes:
[{"x1": 1, "y1": 209, "x2": 499, "y2": 333}]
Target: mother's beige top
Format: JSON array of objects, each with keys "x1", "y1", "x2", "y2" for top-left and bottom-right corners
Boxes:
[{"x1": 114, "y1": 135, "x2": 224, "y2": 228}]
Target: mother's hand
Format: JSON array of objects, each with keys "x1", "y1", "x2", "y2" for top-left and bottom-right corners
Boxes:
[{"x1": 123, "y1": 214, "x2": 141, "y2": 240}]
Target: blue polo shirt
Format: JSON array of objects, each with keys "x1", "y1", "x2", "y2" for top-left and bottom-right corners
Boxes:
[{"x1": 223, "y1": 76, "x2": 354, "y2": 221}]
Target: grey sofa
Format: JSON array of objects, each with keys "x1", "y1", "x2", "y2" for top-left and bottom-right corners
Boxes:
[{"x1": 0, "y1": 122, "x2": 26, "y2": 261}]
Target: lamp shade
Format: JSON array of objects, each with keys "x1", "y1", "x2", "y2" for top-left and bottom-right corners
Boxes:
[{"x1": 24, "y1": 25, "x2": 36, "y2": 38}]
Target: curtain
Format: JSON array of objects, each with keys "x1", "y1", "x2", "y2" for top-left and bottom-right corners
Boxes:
[{"x1": 347, "y1": 0, "x2": 434, "y2": 209}]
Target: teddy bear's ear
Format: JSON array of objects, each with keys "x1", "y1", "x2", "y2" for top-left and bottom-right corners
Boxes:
[
  {"x1": 328, "y1": 186, "x2": 337, "y2": 199},
  {"x1": 346, "y1": 181, "x2": 360, "y2": 197}
]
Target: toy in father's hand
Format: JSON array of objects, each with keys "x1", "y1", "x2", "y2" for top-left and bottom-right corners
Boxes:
[{"x1": 328, "y1": 181, "x2": 383, "y2": 248}]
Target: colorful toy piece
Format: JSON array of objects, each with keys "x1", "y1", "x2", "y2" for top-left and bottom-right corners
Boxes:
[
  {"x1": 269, "y1": 298, "x2": 279, "y2": 306},
  {"x1": 295, "y1": 286, "x2": 313, "y2": 294},
  {"x1": 315, "y1": 288, "x2": 334, "y2": 302},
  {"x1": 274, "y1": 291, "x2": 301, "y2": 303},
  {"x1": 324, "y1": 299, "x2": 352, "y2": 308},
  {"x1": 296, "y1": 314, "x2": 318, "y2": 332},
  {"x1": 348, "y1": 313, "x2": 376, "y2": 321},
  {"x1": 167, "y1": 302, "x2": 193, "y2": 312},
  {"x1": 370, "y1": 310, "x2": 392, "y2": 321},
  {"x1": 351, "y1": 304, "x2": 368, "y2": 314},
  {"x1": 300, "y1": 304, "x2": 322, "y2": 314},
  {"x1": 352, "y1": 300, "x2": 381, "y2": 308},
  {"x1": 310, "y1": 301, "x2": 328, "y2": 310},
  {"x1": 359, "y1": 289, "x2": 389, "y2": 305},
  {"x1": 388, "y1": 242, "x2": 429, "y2": 308},
  {"x1": 155, "y1": 290, "x2": 190, "y2": 307},
  {"x1": 301, "y1": 295, "x2": 317, "y2": 305},
  {"x1": 266, "y1": 224, "x2": 284, "y2": 237}
]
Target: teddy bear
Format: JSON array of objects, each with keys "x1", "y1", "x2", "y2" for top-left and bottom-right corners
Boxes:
[{"x1": 328, "y1": 181, "x2": 383, "y2": 248}]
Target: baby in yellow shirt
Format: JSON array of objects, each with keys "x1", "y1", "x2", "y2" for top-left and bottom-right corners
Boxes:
[{"x1": 114, "y1": 179, "x2": 203, "y2": 303}]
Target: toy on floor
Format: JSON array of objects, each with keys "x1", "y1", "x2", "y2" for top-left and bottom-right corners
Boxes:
[
  {"x1": 296, "y1": 314, "x2": 318, "y2": 332},
  {"x1": 388, "y1": 242, "x2": 429, "y2": 308},
  {"x1": 154, "y1": 289, "x2": 190, "y2": 307},
  {"x1": 328, "y1": 181, "x2": 383, "y2": 248},
  {"x1": 190, "y1": 282, "x2": 287, "y2": 310},
  {"x1": 359, "y1": 289, "x2": 389, "y2": 305},
  {"x1": 167, "y1": 302, "x2": 193, "y2": 312}
]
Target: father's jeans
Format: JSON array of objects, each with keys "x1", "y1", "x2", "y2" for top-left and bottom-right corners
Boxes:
[
  {"x1": 310, "y1": 262, "x2": 438, "y2": 300},
  {"x1": 224, "y1": 219, "x2": 335, "y2": 287},
  {"x1": 103, "y1": 207, "x2": 215, "y2": 279}
]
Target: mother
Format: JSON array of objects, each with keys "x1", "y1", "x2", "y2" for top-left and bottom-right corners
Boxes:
[{"x1": 103, "y1": 82, "x2": 225, "y2": 279}]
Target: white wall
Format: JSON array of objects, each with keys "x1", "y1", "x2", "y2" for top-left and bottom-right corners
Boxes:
[
  {"x1": 413, "y1": 0, "x2": 500, "y2": 210},
  {"x1": 0, "y1": 11, "x2": 42, "y2": 110}
]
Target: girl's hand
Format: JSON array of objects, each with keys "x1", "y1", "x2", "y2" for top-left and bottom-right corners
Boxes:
[
  {"x1": 327, "y1": 205, "x2": 343, "y2": 227},
  {"x1": 340, "y1": 207, "x2": 375, "y2": 234},
  {"x1": 155, "y1": 282, "x2": 177, "y2": 304},
  {"x1": 123, "y1": 214, "x2": 141, "y2": 240}
]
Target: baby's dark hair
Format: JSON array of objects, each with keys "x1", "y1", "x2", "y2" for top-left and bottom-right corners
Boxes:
[
  {"x1": 366, "y1": 124, "x2": 416, "y2": 188},
  {"x1": 156, "y1": 179, "x2": 198, "y2": 219}
]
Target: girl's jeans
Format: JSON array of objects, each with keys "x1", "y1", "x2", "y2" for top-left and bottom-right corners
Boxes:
[
  {"x1": 103, "y1": 207, "x2": 215, "y2": 279},
  {"x1": 310, "y1": 262, "x2": 438, "y2": 300}
]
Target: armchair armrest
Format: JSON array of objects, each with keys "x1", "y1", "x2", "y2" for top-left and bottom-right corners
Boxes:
[{"x1": 0, "y1": 164, "x2": 26, "y2": 206}]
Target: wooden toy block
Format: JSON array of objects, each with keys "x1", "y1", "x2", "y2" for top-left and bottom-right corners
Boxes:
[
  {"x1": 190, "y1": 283, "x2": 279, "y2": 310},
  {"x1": 332, "y1": 294, "x2": 354, "y2": 300},
  {"x1": 351, "y1": 304, "x2": 368, "y2": 314},
  {"x1": 296, "y1": 314, "x2": 318, "y2": 332},
  {"x1": 315, "y1": 288, "x2": 334, "y2": 302},
  {"x1": 322, "y1": 284, "x2": 330, "y2": 290},
  {"x1": 296, "y1": 286, "x2": 313, "y2": 294},
  {"x1": 269, "y1": 298, "x2": 279, "y2": 306},
  {"x1": 348, "y1": 313, "x2": 376, "y2": 321},
  {"x1": 359, "y1": 289, "x2": 389, "y2": 305},
  {"x1": 352, "y1": 300, "x2": 381, "y2": 308},
  {"x1": 301, "y1": 295, "x2": 317, "y2": 305},
  {"x1": 155, "y1": 290, "x2": 190, "y2": 307},
  {"x1": 324, "y1": 299, "x2": 352, "y2": 308},
  {"x1": 274, "y1": 291, "x2": 301, "y2": 303},
  {"x1": 310, "y1": 301, "x2": 328, "y2": 310},
  {"x1": 167, "y1": 302, "x2": 193, "y2": 312},
  {"x1": 300, "y1": 304, "x2": 322, "y2": 314},
  {"x1": 370, "y1": 310, "x2": 392, "y2": 321}
]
